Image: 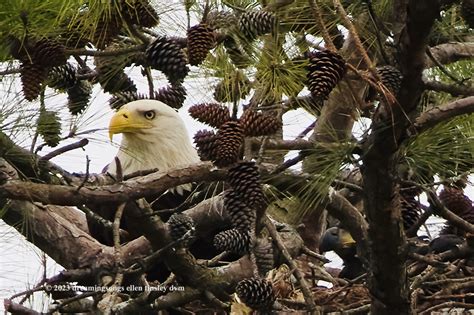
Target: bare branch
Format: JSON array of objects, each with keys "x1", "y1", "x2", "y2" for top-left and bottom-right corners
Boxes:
[
  {"x1": 39, "y1": 139, "x2": 89, "y2": 161},
  {"x1": 412, "y1": 96, "x2": 474, "y2": 134},
  {"x1": 426, "y1": 42, "x2": 474, "y2": 68},
  {"x1": 423, "y1": 80, "x2": 474, "y2": 97},
  {"x1": 0, "y1": 162, "x2": 227, "y2": 206},
  {"x1": 264, "y1": 216, "x2": 319, "y2": 313}
]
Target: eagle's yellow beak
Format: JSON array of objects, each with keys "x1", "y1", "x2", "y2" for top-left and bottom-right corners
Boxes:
[
  {"x1": 339, "y1": 228, "x2": 356, "y2": 248},
  {"x1": 109, "y1": 108, "x2": 153, "y2": 141}
]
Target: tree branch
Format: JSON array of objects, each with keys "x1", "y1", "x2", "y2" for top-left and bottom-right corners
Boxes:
[
  {"x1": 423, "y1": 80, "x2": 474, "y2": 97},
  {"x1": 0, "y1": 162, "x2": 227, "y2": 206},
  {"x1": 426, "y1": 42, "x2": 474, "y2": 68},
  {"x1": 412, "y1": 96, "x2": 474, "y2": 133}
]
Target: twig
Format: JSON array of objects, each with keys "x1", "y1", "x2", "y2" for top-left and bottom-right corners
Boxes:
[
  {"x1": 408, "y1": 252, "x2": 449, "y2": 268},
  {"x1": 342, "y1": 303, "x2": 370, "y2": 314},
  {"x1": 48, "y1": 292, "x2": 97, "y2": 313},
  {"x1": 264, "y1": 216, "x2": 319, "y2": 313},
  {"x1": 301, "y1": 246, "x2": 330, "y2": 263},
  {"x1": 269, "y1": 151, "x2": 310, "y2": 175},
  {"x1": 364, "y1": 0, "x2": 390, "y2": 64},
  {"x1": 115, "y1": 157, "x2": 123, "y2": 182},
  {"x1": 308, "y1": 0, "x2": 337, "y2": 51},
  {"x1": 202, "y1": 251, "x2": 230, "y2": 267},
  {"x1": 422, "y1": 293, "x2": 474, "y2": 301},
  {"x1": 76, "y1": 155, "x2": 90, "y2": 192},
  {"x1": 123, "y1": 230, "x2": 195, "y2": 275},
  {"x1": 66, "y1": 45, "x2": 145, "y2": 57},
  {"x1": 3, "y1": 299, "x2": 40, "y2": 315},
  {"x1": 123, "y1": 168, "x2": 159, "y2": 180},
  {"x1": 332, "y1": 0, "x2": 377, "y2": 76},
  {"x1": 418, "y1": 301, "x2": 474, "y2": 315},
  {"x1": 204, "y1": 290, "x2": 229, "y2": 310},
  {"x1": 9, "y1": 283, "x2": 46, "y2": 301},
  {"x1": 425, "y1": 47, "x2": 466, "y2": 85},
  {"x1": 296, "y1": 121, "x2": 316, "y2": 139},
  {"x1": 103, "y1": 202, "x2": 127, "y2": 315},
  {"x1": 426, "y1": 189, "x2": 474, "y2": 234},
  {"x1": 423, "y1": 80, "x2": 474, "y2": 97},
  {"x1": 144, "y1": 66, "x2": 154, "y2": 97},
  {"x1": 0, "y1": 67, "x2": 21, "y2": 76},
  {"x1": 79, "y1": 205, "x2": 130, "y2": 240}
]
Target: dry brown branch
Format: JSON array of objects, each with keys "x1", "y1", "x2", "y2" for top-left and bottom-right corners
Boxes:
[
  {"x1": 39, "y1": 139, "x2": 89, "y2": 161},
  {"x1": 423, "y1": 80, "x2": 474, "y2": 97},
  {"x1": 426, "y1": 42, "x2": 474, "y2": 68},
  {"x1": 426, "y1": 189, "x2": 474, "y2": 234},
  {"x1": 65, "y1": 45, "x2": 145, "y2": 57},
  {"x1": 412, "y1": 96, "x2": 474, "y2": 134},
  {"x1": 3, "y1": 299, "x2": 40, "y2": 315},
  {"x1": 418, "y1": 301, "x2": 474, "y2": 314},
  {"x1": 264, "y1": 216, "x2": 319, "y2": 313},
  {"x1": 0, "y1": 162, "x2": 227, "y2": 206}
]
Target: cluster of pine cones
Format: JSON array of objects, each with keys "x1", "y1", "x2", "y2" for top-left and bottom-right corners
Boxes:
[{"x1": 190, "y1": 103, "x2": 282, "y2": 167}]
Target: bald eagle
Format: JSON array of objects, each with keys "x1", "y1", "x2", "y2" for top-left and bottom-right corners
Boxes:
[{"x1": 87, "y1": 100, "x2": 201, "y2": 245}]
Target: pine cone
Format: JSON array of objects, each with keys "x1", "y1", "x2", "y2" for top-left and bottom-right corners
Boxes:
[
  {"x1": 167, "y1": 213, "x2": 196, "y2": 247},
  {"x1": 37, "y1": 110, "x2": 61, "y2": 147},
  {"x1": 223, "y1": 36, "x2": 252, "y2": 68},
  {"x1": 307, "y1": 50, "x2": 346, "y2": 99},
  {"x1": 213, "y1": 71, "x2": 251, "y2": 103},
  {"x1": 400, "y1": 192, "x2": 421, "y2": 232},
  {"x1": 188, "y1": 103, "x2": 230, "y2": 128},
  {"x1": 187, "y1": 23, "x2": 216, "y2": 66},
  {"x1": 95, "y1": 55, "x2": 137, "y2": 93},
  {"x1": 207, "y1": 10, "x2": 238, "y2": 30},
  {"x1": 91, "y1": 15, "x2": 123, "y2": 49},
  {"x1": 109, "y1": 91, "x2": 143, "y2": 109},
  {"x1": 365, "y1": 65, "x2": 403, "y2": 102},
  {"x1": 67, "y1": 80, "x2": 92, "y2": 115},
  {"x1": 253, "y1": 237, "x2": 275, "y2": 276},
  {"x1": 213, "y1": 228, "x2": 250, "y2": 254},
  {"x1": 236, "y1": 278, "x2": 276, "y2": 310},
  {"x1": 439, "y1": 186, "x2": 472, "y2": 215},
  {"x1": 214, "y1": 121, "x2": 244, "y2": 167},
  {"x1": 32, "y1": 38, "x2": 67, "y2": 68},
  {"x1": 239, "y1": 109, "x2": 282, "y2": 137},
  {"x1": 227, "y1": 161, "x2": 267, "y2": 212},
  {"x1": 238, "y1": 11, "x2": 275, "y2": 41},
  {"x1": 377, "y1": 66, "x2": 403, "y2": 96},
  {"x1": 153, "y1": 84, "x2": 187, "y2": 109},
  {"x1": 224, "y1": 189, "x2": 256, "y2": 232},
  {"x1": 122, "y1": 0, "x2": 159, "y2": 28},
  {"x1": 194, "y1": 130, "x2": 218, "y2": 161},
  {"x1": 145, "y1": 36, "x2": 189, "y2": 84},
  {"x1": 461, "y1": 0, "x2": 474, "y2": 28},
  {"x1": 21, "y1": 63, "x2": 48, "y2": 101},
  {"x1": 48, "y1": 63, "x2": 77, "y2": 90}
]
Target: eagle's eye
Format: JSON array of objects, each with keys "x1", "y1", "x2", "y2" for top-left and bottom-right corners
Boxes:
[{"x1": 144, "y1": 110, "x2": 156, "y2": 120}]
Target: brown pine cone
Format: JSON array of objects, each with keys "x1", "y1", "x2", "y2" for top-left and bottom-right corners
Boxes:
[{"x1": 188, "y1": 103, "x2": 230, "y2": 128}]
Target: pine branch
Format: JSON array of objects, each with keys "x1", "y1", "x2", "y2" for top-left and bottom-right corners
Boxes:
[
  {"x1": 423, "y1": 80, "x2": 474, "y2": 97},
  {"x1": 427, "y1": 42, "x2": 474, "y2": 68},
  {"x1": 412, "y1": 96, "x2": 474, "y2": 133}
]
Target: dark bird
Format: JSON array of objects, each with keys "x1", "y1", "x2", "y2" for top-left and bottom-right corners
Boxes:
[{"x1": 319, "y1": 227, "x2": 365, "y2": 280}]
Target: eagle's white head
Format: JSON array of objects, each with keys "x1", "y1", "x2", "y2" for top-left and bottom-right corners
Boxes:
[{"x1": 107, "y1": 100, "x2": 200, "y2": 177}]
